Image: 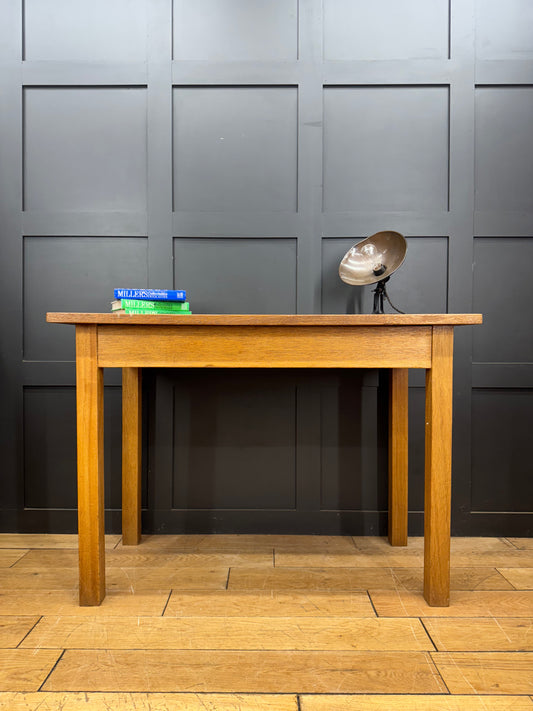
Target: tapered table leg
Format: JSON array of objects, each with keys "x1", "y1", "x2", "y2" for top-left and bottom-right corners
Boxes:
[
  {"x1": 76, "y1": 325, "x2": 105, "y2": 606},
  {"x1": 122, "y1": 367, "x2": 142, "y2": 545},
  {"x1": 424, "y1": 326, "x2": 454, "y2": 606},
  {"x1": 388, "y1": 368, "x2": 409, "y2": 546}
]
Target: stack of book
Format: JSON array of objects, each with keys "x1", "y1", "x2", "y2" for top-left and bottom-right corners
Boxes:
[{"x1": 111, "y1": 288, "x2": 192, "y2": 315}]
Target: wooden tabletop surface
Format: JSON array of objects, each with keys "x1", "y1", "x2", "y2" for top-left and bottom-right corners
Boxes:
[{"x1": 46, "y1": 313, "x2": 483, "y2": 326}]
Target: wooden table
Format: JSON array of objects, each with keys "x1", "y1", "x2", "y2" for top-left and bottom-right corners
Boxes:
[{"x1": 46, "y1": 313, "x2": 482, "y2": 607}]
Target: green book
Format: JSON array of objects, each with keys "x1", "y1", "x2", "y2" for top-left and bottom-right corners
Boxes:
[
  {"x1": 119, "y1": 308, "x2": 192, "y2": 315},
  {"x1": 111, "y1": 299, "x2": 190, "y2": 312}
]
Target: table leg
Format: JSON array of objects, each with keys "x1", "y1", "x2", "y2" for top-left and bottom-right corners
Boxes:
[
  {"x1": 76, "y1": 325, "x2": 105, "y2": 606},
  {"x1": 388, "y1": 368, "x2": 409, "y2": 546},
  {"x1": 122, "y1": 367, "x2": 142, "y2": 545},
  {"x1": 424, "y1": 326, "x2": 454, "y2": 606}
]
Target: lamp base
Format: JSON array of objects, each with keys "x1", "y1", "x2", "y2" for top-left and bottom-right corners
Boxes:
[{"x1": 372, "y1": 278, "x2": 389, "y2": 314}]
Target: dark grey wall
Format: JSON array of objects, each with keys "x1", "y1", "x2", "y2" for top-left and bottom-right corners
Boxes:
[{"x1": 0, "y1": 0, "x2": 532, "y2": 535}]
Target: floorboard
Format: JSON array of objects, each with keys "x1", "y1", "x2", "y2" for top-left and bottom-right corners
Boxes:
[
  {"x1": 0, "y1": 535, "x2": 120, "y2": 549},
  {"x1": 0, "y1": 650, "x2": 62, "y2": 692},
  {"x1": 0, "y1": 551, "x2": 29, "y2": 568},
  {"x1": 498, "y1": 568, "x2": 533, "y2": 589},
  {"x1": 432, "y1": 652, "x2": 533, "y2": 694},
  {"x1": 0, "y1": 617, "x2": 41, "y2": 648},
  {"x1": 164, "y1": 590, "x2": 376, "y2": 617},
  {"x1": 0, "y1": 692, "x2": 299, "y2": 710},
  {"x1": 20, "y1": 615, "x2": 433, "y2": 651},
  {"x1": 370, "y1": 590, "x2": 533, "y2": 617},
  {"x1": 0, "y1": 591, "x2": 169, "y2": 616},
  {"x1": 42, "y1": 649, "x2": 447, "y2": 693},
  {"x1": 13, "y1": 549, "x2": 274, "y2": 569},
  {"x1": 422, "y1": 617, "x2": 533, "y2": 651},
  {"x1": 300, "y1": 695, "x2": 533, "y2": 710}
]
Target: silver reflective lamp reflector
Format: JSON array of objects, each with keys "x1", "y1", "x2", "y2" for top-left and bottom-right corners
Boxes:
[{"x1": 338, "y1": 230, "x2": 408, "y2": 314}]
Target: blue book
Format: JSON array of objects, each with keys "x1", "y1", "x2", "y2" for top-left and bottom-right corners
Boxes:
[{"x1": 114, "y1": 288, "x2": 186, "y2": 302}]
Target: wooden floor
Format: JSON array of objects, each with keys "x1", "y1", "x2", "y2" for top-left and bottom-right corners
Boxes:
[{"x1": 0, "y1": 534, "x2": 532, "y2": 710}]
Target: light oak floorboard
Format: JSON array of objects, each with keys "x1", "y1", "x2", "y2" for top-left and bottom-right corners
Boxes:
[
  {"x1": 448, "y1": 553, "x2": 533, "y2": 568},
  {"x1": 105, "y1": 566, "x2": 229, "y2": 591},
  {"x1": 506, "y1": 539, "x2": 533, "y2": 551},
  {"x1": 275, "y1": 552, "x2": 425, "y2": 567},
  {"x1": 116, "y1": 535, "x2": 355, "y2": 554},
  {"x1": 0, "y1": 650, "x2": 62, "y2": 692},
  {"x1": 370, "y1": 591, "x2": 533, "y2": 617},
  {"x1": 277, "y1": 548, "x2": 532, "y2": 571},
  {"x1": 268, "y1": 537, "x2": 357, "y2": 554},
  {"x1": 228, "y1": 567, "x2": 512, "y2": 591},
  {"x1": 13, "y1": 549, "x2": 273, "y2": 569},
  {"x1": 352, "y1": 537, "x2": 515, "y2": 553},
  {"x1": 0, "y1": 591, "x2": 169, "y2": 616},
  {"x1": 21, "y1": 615, "x2": 432, "y2": 651},
  {"x1": 43, "y1": 650, "x2": 447, "y2": 694},
  {"x1": 432, "y1": 652, "x2": 533, "y2": 695},
  {"x1": 0, "y1": 567, "x2": 230, "y2": 593},
  {"x1": 349, "y1": 540, "x2": 533, "y2": 568},
  {"x1": 418, "y1": 568, "x2": 512, "y2": 591},
  {"x1": 0, "y1": 692, "x2": 299, "y2": 710},
  {"x1": 0, "y1": 551, "x2": 29, "y2": 567},
  {"x1": 229, "y1": 567, "x2": 402, "y2": 591},
  {"x1": 0, "y1": 569, "x2": 78, "y2": 590},
  {"x1": 0, "y1": 535, "x2": 120, "y2": 550},
  {"x1": 300, "y1": 695, "x2": 533, "y2": 710},
  {"x1": 274, "y1": 559, "x2": 512, "y2": 589},
  {"x1": 165, "y1": 590, "x2": 375, "y2": 618},
  {"x1": 498, "y1": 569, "x2": 533, "y2": 590},
  {"x1": 0, "y1": 567, "x2": 227, "y2": 593},
  {"x1": 0, "y1": 617, "x2": 40, "y2": 648},
  {"x1": 422, "y1": 618, "x2": 533, "y2": 651}
]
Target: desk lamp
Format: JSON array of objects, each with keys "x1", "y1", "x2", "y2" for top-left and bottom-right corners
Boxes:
[{"x1": 338, "y1": 230, "x2": 408, "y2": 314}]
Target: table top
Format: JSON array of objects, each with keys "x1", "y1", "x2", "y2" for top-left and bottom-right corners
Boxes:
[{"x1": 47, "y1": 313, "x2": 483, "y2": 327}]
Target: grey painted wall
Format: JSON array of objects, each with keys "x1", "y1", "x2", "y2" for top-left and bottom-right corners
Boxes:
[{"x1": 0, "y1": 0, "x2": 531, "y2": 535}]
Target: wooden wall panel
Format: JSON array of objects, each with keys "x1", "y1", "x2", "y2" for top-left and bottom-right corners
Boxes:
[
  {"x1": 24, "y1": 237, "x2": 148, "y2": 361},
  {"x1": 323, "y1": 87, "x2": 449, "y2": 212},
  {"x1": 173, "y1": 238, "x2": 297, "y2": 315},
  {"x1": 173, "y1": 0, "x2": 298, "y2": 61},
  {"x1": 323, "y1": 0, "x2": 449, "y2": 60}
]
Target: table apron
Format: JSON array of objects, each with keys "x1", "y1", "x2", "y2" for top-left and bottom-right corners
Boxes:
[{"x1": 96, "y1": 324, "x2": 433, "y2": 369}]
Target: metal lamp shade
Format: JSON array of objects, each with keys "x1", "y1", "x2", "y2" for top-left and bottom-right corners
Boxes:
[{"x1": 339, "y1": 230, "x2": 407, "y2": 286}]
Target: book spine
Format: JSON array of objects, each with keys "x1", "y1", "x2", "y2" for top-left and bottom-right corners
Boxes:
[
  {"x1": 120, "y1": 299, "x2": 190, "y2": 311},
  {"x1": 114, "y1": 288, "x2": 186, "y2": 301},
  {"x1": 122, "y1": 308, "x2": 192, "y2": 315}
]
